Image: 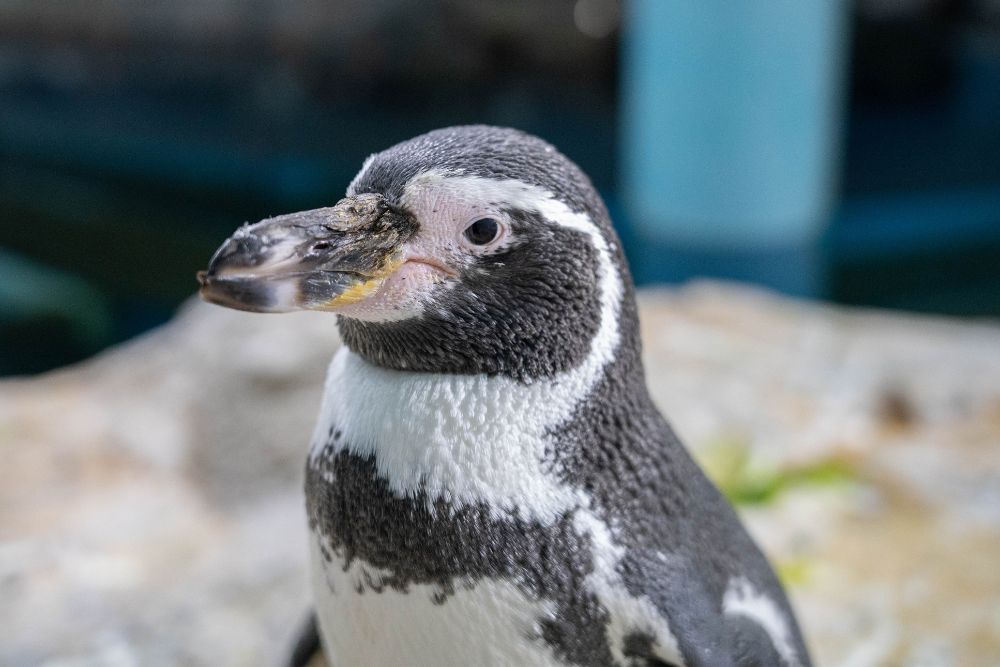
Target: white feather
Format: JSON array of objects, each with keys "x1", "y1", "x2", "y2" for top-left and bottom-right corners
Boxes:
[{"x1": 573, "y1": 510, "x2": 685, "y2": 666}]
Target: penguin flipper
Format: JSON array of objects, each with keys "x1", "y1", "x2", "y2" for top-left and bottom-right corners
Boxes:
[{"x1": 287, "y1": 610, "x2": 323, "y2": 667}]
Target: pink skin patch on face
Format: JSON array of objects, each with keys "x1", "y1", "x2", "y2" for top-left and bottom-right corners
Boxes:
[
  {"x1": 332, "y1": 172, "x2": 510, "y2": 322},
  {"x1": 332, "y1": 259, "x2": 453, "y2": 322}
]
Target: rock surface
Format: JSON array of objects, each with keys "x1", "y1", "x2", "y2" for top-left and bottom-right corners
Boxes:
[{"x1": 2, "y1": 282, "x2": 999, "y2": 666}]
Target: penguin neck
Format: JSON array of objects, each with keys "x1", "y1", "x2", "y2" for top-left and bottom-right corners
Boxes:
[{"x1": 335, "y1": 315, "x2": 590, "y2": 382}]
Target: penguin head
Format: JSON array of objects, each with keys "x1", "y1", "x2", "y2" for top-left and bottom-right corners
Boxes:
[{"x1": 200, "y1": 125, "x2": 634, "y2": 379}]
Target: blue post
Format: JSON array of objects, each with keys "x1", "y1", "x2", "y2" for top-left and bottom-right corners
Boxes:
[{"x1": 621, "y1": 0, "x2": 849, "y2": 294}]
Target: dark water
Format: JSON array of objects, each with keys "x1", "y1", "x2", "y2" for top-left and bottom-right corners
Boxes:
[{"x1": 2, "y1": 2, "x2": 1000, "y2": 376}]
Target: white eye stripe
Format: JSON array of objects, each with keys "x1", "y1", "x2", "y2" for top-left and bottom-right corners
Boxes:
[
  {"x1": 723, "y1": 578, "x2": 801, "y2": 667},
  {"x1": 345, "y1": 153, "x2": 377, "y2": 196}
]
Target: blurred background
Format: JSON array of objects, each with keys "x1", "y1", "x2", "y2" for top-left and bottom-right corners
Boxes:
[
  {"x1": 3, "y1": 3, "x2": 1000, "y2": 666},
  {"x1": 2, "y1": 0, "x2": 1000, "y2": 376}
]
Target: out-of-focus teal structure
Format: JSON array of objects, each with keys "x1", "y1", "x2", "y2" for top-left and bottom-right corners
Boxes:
[
  {"x1": 2, "y1": 0, "x2": 1000, "y2": 375},
  {"x1": 621, "y1": 0, "x2": 848, "y2": 294}
]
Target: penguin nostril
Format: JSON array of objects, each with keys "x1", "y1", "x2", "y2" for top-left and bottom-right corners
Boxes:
[{"x1": 234, "y1": 236, "x2": 263, "y2": 255}]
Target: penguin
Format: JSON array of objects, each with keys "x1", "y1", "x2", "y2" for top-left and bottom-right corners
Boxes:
[{"x1": 198, "y1": 126, "x2": 812, "y2": 667}]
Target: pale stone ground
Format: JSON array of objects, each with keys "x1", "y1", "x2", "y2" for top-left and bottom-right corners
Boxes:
[{"x1": 1, "y1": 282, "x2": 999, "y2": 667}]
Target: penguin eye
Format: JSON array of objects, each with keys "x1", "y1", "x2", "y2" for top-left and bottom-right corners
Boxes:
[{"x1": 463, "y1": 218, "x2": 500, "y2": 246}]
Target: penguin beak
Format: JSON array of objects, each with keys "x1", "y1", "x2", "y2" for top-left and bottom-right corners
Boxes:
[{"x1": 198, "y1": 193, "x2": 418, "y2": 313}]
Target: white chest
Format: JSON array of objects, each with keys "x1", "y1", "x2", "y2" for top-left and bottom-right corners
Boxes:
[{"x1": 309, "y1": 347, "x2": 599, "y2": 522}]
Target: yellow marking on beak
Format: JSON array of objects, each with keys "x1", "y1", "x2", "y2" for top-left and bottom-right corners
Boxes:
[
  {"x1": 319, "y1": 257, "x2": 404, "y2": 309},
  {"x1": 323, "y1": 276, "x2": 383, "y2": 307}
]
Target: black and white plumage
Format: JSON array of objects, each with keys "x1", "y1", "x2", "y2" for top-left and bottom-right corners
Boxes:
[{"x1": 200, "y1": 126, "x2": 812, "y2": 667}]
